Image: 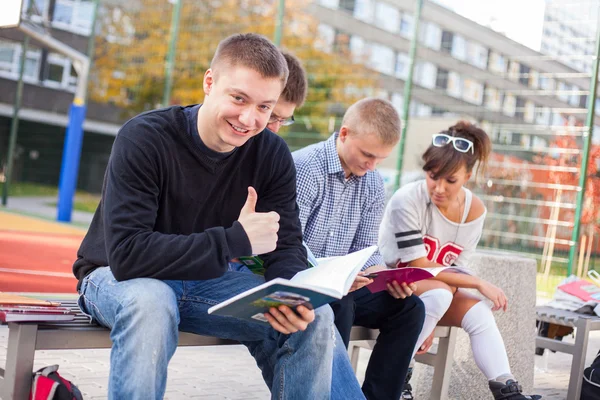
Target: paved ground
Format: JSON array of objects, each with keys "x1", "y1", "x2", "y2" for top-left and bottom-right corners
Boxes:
[
  {"x1": 0, "y1": 322, "x2": 597, "y2": 399},
  {"x1": 0, "y1": 199, "x2": 594, "y2": 399}
]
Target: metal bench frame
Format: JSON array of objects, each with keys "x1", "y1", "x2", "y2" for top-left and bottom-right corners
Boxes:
[
  {"x1": 349, "y1": 326, "x2": 458, "y2": 400},
  {"x1": 0, "y1": 302, "x2": 457, "y2": 399},
  {"x1": 535, "y1": 305, "x2": 600, "y2": 400}
]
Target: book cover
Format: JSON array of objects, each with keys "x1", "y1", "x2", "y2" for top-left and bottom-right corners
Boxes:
[
  {"x1": 208, "y1": 246, "x2": 377, "y2": 324},
  {"x1": 0, "y1": 292, "x2": 61, "y2": 307},
  {"x1": 558, "y1": 280, "x2": 600, "y2": 302},
  {"x1": 366, "y1": 266, "x2": 469, "y2": 293},
  {"x1": 208, "y1": 278, "x2": 338, "y2": 323}
]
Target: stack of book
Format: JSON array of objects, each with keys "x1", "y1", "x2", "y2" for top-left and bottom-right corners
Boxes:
[{"x1": 0, "y1": 292, "x2": 75, "y2": 323}]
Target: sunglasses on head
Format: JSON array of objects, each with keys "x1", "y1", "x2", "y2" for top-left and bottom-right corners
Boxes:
[{"x1": 432, "y1": 133, "x2": 474, "y2": 154}]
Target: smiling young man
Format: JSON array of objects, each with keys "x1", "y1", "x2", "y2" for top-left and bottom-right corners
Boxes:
[
  {"x1": 293, "y1": 98, "x2": 425, "y2": 400},
  {"x1": 73, "y1": 34, "x2": 364, "y2": 400}
]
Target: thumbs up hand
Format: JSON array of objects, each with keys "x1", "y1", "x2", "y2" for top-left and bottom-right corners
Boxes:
[{"x1": 237, "y1": 187, "x2": 280, "y2": 255}]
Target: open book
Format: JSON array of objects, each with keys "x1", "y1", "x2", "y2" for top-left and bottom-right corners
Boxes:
[
  {"x1": 208, "y1": 246, "x2": 377, "y2": 324},
  {"x1": 366, "y1": 265, "x2": 470, "y2": 293}
]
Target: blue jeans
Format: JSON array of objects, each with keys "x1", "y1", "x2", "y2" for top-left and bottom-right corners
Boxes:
[{"x1": 78, "y1": 266, "x2": 364, "y2": 400}]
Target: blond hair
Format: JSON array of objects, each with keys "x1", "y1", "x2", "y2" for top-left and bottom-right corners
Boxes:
[{"x1": 341, "y1": 98, "x2": 401, "y2": 146}]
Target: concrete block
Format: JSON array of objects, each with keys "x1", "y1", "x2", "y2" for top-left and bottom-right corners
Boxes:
[{"x1": 414, "y1": 250, "x2": 537, "y2": 399}]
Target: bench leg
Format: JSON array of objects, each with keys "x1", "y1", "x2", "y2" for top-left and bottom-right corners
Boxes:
[
  {"x1": 429, "y1": 327, "x2": 457, "y2": 400},
  {"x1": 567, "y1": 318, "x2": 592, "y2": 400},
  {"x1": 2, "y1": 323, "x2": 38, "y2": 400},
  {"x1": 349, "y1": 344, "x2": 361, "y2": 373}
]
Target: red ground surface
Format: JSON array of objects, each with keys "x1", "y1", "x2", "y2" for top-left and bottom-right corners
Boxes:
[{"x1": 0, "y1": 230, "x2": 83, "y2": 293}]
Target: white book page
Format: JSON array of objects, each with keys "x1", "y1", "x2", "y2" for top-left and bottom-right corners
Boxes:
[{"x1": 290, "y1": 246, "x2": 377, "y2": 298}]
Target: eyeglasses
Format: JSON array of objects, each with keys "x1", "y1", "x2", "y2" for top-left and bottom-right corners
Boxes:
[
  {"x1": 268, "y1": 114, "x2": 295, "y2": 126},
  {"x1": 432, "y1": 133, "x2": 474, "y2": 154}
]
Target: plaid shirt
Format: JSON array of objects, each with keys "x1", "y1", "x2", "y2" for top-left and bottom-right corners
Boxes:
[{"x1": 292, "y1": 132, "x2": 385, "y2": 269}]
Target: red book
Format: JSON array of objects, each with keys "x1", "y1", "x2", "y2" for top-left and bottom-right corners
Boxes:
[
  {"x1": 366, "y1": 266, "x2": 470, "y2": 294},
  {"x1": 558, "y1": 280, "x2": 600, "y2": 302}
]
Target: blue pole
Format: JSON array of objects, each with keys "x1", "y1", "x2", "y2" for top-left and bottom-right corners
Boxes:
[{"x1": 57, "y1": 101, "x2": 87, "y2": 222}]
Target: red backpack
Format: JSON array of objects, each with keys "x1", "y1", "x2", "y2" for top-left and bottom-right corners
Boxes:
[{"x1": 29, "y1": 365, "x2": 83, "y2": 400}]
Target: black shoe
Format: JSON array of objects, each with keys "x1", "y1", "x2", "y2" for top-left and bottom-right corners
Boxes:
[
  {"x1": 489, "y1": 379, "x2": 542, "y2": 400},
  {"x1": 401, "y1": 367, "x2": 414, "y2": 400}
]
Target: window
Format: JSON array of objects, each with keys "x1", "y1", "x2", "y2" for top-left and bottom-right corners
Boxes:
[
  {"x1": 395, "y1": 52, "x2": 409, "y2": 80},
  {"x1": 467, "y1": 42, "x2": 488, "y2": 69},
  {"x1": 419, "y1": 21, "x2": 441, "y2": 51},
  {"x1": 441, "y1": 31, "x2": 453, "y2": 54},
  {"x1": 463, "y1": 79, "x2": 483, "y2": 104},
  {"x1": 507, "y1": 61, "x2": 520, "y2": 81},
  {"x1": 375, "y1": 2, "x2": 399, "y2": 33},
  {"x1": 451, "y1": 35, "x2": 466, "y2": 61},
  {"x1": 515, "y1": 97, "x2": 526, "y2": 119},
  {"x1": 535, "y1": 106, "x2": 551, "y2": 125},
  {"x1": 447, "y1": 72, "x2": 462, "y2": 98},
  {"x1": 391, "y1": 93, "x2": 404, "y2": 113},
  {"x1": 539, "y1": 75, "x2": 555, "y2": 91},
  {"x1": 416, "y1": 62, "x2": 436, "y2": 89},
  {"x1": 524, "y1": 101, "x2": 535, "y2": 122},
  {"x1": 370, "y1": 43, "x2": 394, "y2": 75},
  {"x1": 350, "y1": 36, "x2": 367, "y2": 63},
  {"x1": 519, "y1": 65, "x2": 530, "y2": 86},
  {"x1": 399, "y1": 13, "x2": 414, "y2": 38},
  {"x1": 569, "y1": 85, "x2": 580, "y2": 106},
  {"x1": 484, "y1": 87, "x2": 503, "y2": 111},
  {"x1": 52, "y1": 0, "x2": 94, "y2": 34},
  {"x1": 0, "y1": 40, "x2": 41, "y2": 83},
  {"x1": 22, "y1": 0, "x2": 48, "y2": 20},
  {"x1": 528, "y1": 70, "x2": 539, "y2": 88},
  {"x1": 339, "y1": 0, "x2": 355, "y2": 13},
  {"x1": 318, "y1": 0, "x2": 339, "y2": 9},
  {"x1": 317, "y1": 24, "x2": 335, "y2": 52},
  {"x1": 488, "y1": 52, "x2": 505, "y2": 74},
  {"x1": 503, "y1": 94, "x2": 516, "y2": 117},
  {"x1": 354, "y1": 0, "x2": 374, "y2": 23},
  {"x1": 435, "y1": 68, "x2": 448, "y2": 90},
  {"x1": 557, "y1": 81, "x2": 570, "y2": 102},
  {"x1": 43, "y1": 52, "x2": 76, "y2": 90}
]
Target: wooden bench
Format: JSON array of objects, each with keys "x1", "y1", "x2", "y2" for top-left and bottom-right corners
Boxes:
[
  {"x1": 536, "y1": 305, "x2": 600, "y2": 400},
  {"x1": 0, "y1": 301, "x2": 457, "y2": 399}
]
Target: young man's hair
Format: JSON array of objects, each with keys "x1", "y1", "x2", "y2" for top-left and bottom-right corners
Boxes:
[
  {"x1": 341, "y1": 98, "x2": 402, "y2": 146},
  {"x1": 210, "y1": 33, "x2": 289, "y2": 86},
  {"x1": 280, "y1": 51, "x2": 308, "y2": 107}
]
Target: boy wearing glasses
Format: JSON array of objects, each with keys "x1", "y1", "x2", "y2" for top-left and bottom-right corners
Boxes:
[
  {"x1": 265, "y1": 51, "x2": 305, "y2": 133},
  {"x1": 378, "y1": 121, "x2": 541, "y2": 400},
  {"x1": 292, "y1": 97, "x2": 425, "y2": 400}
]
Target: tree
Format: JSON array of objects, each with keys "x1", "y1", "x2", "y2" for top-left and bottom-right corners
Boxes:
[{"x1": 90, "y1": 0, "x2": 377, "y2": 132}]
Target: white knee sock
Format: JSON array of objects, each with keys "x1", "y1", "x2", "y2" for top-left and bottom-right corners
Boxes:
[
  {"x1": 460, "y1": 301, "x2": 513, "y2": 381},
  {"x1": 412, "y1": 288, "x2": 453, "y2": 358}
]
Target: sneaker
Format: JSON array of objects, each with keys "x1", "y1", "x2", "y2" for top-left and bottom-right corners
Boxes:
[
  {"x1": 401, "y1": 367, "x2": 414, "y2": 400},
  {"x1": 489, "y1": 379, "x2": 542, "y2": 400}
]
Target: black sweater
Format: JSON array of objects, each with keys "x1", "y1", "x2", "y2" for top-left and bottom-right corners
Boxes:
[{"x1": 73, "y1": 105, "x2": 307, "y2": 289}]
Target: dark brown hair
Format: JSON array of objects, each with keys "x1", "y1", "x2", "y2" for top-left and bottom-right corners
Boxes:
[
  {"x1": 210, "y1": 33, "x2": 288, "y2": 86},
  {"x1": 422, "y1": 120, "x2": 491, "y2": 180},
  {"x1": 280, "y1": 51, "x2": 308, "y2": 107}
]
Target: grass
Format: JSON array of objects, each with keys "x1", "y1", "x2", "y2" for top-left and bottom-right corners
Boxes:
[
  {"x1": 0, "y1": 182, "x2": 60, "y2": 197},
  {"x1": 0, "y1": 181, "x2": 100, "y2": 213}
]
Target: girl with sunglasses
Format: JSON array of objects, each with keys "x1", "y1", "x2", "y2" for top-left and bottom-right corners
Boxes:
[{"x1": 378, "y1": 121, "x2": 541, "y2": 400}]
